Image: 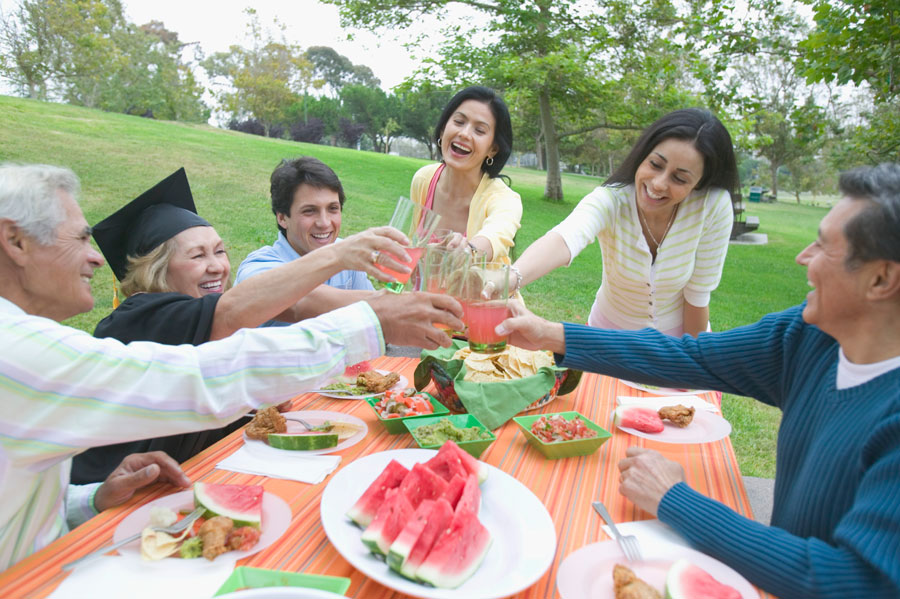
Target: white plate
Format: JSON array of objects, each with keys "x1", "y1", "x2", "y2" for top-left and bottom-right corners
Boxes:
[
  {"x1": 557, "y1": 538, "x2": 758, "y2": 599},
  {"x1": 317, "y1": 369, "x2": 408, "y2": 399},
  {"x1": 320, "y1": 449, "x2": 557, "y2": 599},
  {"x1": 242, "y1": 410, "x2": 368, "y2": 456},
  {"x1": 620, "y1": 380, "x2": 710, "y2": 396},
  {"x1": 614, "y1": 409, "x2": 732, "y2": 444},
  {"x1": 217, "y1": 589, "x2": 348, "y2": 599},
  {"x1": 113, "y1": 490, "x2": 291, "y2": 562}
]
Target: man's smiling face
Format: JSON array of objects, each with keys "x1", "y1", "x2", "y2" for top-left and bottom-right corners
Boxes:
[{"x1": 277, "y1": 184, "x2": 342, "y2": 256}]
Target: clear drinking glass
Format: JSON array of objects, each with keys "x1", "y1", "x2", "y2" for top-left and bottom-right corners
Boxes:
[
  {"x1": 461, "y1": 259, "x2": 510, "y2": 353},
  {"x1": 420, "y1": 245, "x2": 471, "y2": 336},
  {"x1": 377, "y1": 197, "x2": 441, "y2": 293}
]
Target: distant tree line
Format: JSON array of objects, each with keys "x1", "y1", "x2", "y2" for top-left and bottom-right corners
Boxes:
[{"x1": 1, "y1": 0, "x2": 896, "y2": 202}]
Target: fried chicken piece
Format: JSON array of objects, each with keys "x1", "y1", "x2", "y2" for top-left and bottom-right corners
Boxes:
[
  {"x1": 658, "y1": 404, "x2": 695, "y2": 428},
  {"x1": 198, "y1": 516, "x2": 233, "y2": 561},
  {"x1": 245, "y1": 406, "x2": 287, "y2": 441},
  {"x1": 613, "y1": 564, "x2": 662, "y2": 599},
  {"x1": 357, "y1": 370, "x2": 400, "y2": 393}
]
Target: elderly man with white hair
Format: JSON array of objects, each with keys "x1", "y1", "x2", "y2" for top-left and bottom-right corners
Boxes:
[
  {"x1": 0, "y1": 163, "x2": 464, "y2": 571},
  {"x1": 498, "y1": 163, "x2": 900, "y2": 598}
]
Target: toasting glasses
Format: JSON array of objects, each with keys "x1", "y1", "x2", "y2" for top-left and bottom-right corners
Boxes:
[{"x1": 377, "y1": 197, "x2": 441, "y2": 293}]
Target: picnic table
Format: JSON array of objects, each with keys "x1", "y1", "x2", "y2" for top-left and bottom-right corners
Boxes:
[{"x1": 0, "y1": 355, "x2": 768, "y2": 598}]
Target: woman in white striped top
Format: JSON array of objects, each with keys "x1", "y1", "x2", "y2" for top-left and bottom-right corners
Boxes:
[{"x1": 513, "y1": 109, "x2": 739, "y2": 337}]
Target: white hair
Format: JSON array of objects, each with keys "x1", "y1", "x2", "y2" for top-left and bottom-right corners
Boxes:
[{"x1": 0, "y1": 163, "x2": 78, "y2": 245}]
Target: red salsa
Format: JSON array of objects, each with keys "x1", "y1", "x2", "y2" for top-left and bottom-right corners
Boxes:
[
  {"x1": 374, "y1": 390, "x2": 434, "y2": 419},
  {"x1": 530, "y1": 414, "x2": 597, "y2": 443}
]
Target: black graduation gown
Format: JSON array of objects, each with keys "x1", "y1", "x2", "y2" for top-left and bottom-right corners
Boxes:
[{"x1": 69, "y1": 292, "x2": 248, "y2": 484}]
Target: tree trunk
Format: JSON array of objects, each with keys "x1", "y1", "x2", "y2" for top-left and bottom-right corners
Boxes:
[
  {"x1": 535, "y1": 134, "x2": 543, "y2": 171},
  {"x1": 539, "y1": 88, "x2": 563, "y2": 201},
  {"x1": 769, "y1": 163, "x2": 779, "y2": 200}
]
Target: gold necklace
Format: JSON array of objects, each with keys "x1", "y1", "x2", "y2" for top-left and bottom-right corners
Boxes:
[{"x1": 638, "y1": 204, "x2": 677, "y2": 249}]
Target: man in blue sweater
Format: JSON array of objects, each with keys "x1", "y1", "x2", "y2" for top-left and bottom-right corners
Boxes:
[{"x1": 498, "y1": 163, "x2": 900, "y2": 598}]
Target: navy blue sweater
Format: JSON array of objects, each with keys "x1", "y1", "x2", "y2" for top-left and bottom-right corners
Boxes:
[{"x1": 560, "y1": 305, "x2": 900, "y2": 598}]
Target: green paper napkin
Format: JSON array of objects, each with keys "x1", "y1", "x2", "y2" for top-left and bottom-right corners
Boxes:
[{"x1": 415, "y1": 340, "x2": 582, "y2": 430}]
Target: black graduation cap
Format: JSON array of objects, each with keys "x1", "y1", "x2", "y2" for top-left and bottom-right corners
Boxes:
[{"x1": 93, "y1": 168, "x2": 211, "y2": 280}]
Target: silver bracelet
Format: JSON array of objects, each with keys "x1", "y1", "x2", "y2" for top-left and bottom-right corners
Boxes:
[{"x1": 510, "y1": 264, "x2": 523, "y2": 291}]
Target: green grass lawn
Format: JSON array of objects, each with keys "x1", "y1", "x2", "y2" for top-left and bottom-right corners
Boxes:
[{"x1": 0, "y1": 95, "x2": 829, "y2": 477}]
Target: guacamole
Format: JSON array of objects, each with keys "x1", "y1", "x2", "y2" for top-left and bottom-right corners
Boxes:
[{"x1": 412, "y1": 418, "x2": 492, "y2": 446}]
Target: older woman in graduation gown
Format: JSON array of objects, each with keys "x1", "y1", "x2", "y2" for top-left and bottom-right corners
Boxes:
[{"x1": 71, "y1": 168, "x2": 413, "y2": 483}]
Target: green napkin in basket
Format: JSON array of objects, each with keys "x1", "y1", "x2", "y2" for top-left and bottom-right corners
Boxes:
[{"x1": 415, "y1": 340, "x2": 582, "y2": 430}]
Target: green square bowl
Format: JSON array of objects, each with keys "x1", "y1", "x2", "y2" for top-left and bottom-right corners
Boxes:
[
  {"x1": 366, "y1": 392, "x2": 449, "y2": 434},
  {"x1": 513, "y1": 411, "x2": 611, "y2": 459},
  {"x1": 214, "y1": 567, "x2": 350, "y2": 596},
  {"x1": 403, "y1": 413, "x2": 496, "y2": 458}
]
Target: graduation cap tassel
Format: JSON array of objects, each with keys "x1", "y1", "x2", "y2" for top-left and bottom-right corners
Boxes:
[{"x1": 111, "y1": 272, "x2": 120, "y2": 310}]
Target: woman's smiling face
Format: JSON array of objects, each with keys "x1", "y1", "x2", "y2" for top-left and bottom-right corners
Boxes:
[
  {"x1": 440, "y1": 99, "x2": 498, "y2": 174},
  {"x1": 633, "y1": 138, "x2": 704, "y2": 216},
  {"x1": 165, "y1": 226, "x2": 230, "y2": 297}
]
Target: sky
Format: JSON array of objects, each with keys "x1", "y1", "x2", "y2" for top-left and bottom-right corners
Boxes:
[{"x1": 122, "y1": 0, "x2": 426, "y2": 91}]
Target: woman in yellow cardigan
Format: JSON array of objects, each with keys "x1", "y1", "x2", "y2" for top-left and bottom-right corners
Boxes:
[{"x1": 409, "y1": 86, "x2": 522, "y2": 262}]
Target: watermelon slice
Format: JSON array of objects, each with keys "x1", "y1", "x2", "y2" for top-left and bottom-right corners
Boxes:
[
  {"x1": 453, "y1": 474, "x2": 481, "y2": 518},
  {"x1": 431, "y1": 440, "x2": 489, "y2": 484},
  {"x1": 440, "y1": 474, "x2": 467, "y2": 510},
  {"x1": 415, "y1": 504, "x2": 492, "y2": 588},
  {"x1": 424, "y1": 444, "x2": 470, "y2": 483},
  {"x1": 666, "y1": 559, "x2": 742, "y2": 599},
  {"x1": 361, "y1": 487, "x2": 416, "y2": 555},
  {"x1": 388, "y1": 497, "x2": 454, "y2": 579},
  {"x1": 267, "y1": 432, "x2": 338, "y2": 450},
  {"x1": 344, "y1": 360, "x2": 374, "y2": 378},
  {"x1": 347, "y1": 459, "x2": 409, "y2": 528},
  {"x1": 398, "y1": 463, "x2": 449, "y2": 509},
  {"x1": 193, "y1": 482, "x2": 263, "y2": 529},
  {"x1": 613, "y1": 406, "x2": 665, "y2": 433}
]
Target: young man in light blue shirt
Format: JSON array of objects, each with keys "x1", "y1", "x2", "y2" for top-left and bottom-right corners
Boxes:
[{"x1": 237, "y1": 157, "x2": 375, "y2": 320}]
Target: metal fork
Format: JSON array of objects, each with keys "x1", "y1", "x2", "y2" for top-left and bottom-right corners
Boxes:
[
  {"x1": 61, "y1": 505, "x2": 205, "y2": 571},
  {"x1": 592, "y1": 501, "x2": 643, "y2": 562}
]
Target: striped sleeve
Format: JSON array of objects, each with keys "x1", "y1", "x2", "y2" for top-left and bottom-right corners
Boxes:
[
  {"x1": 683, "y1": 188, "x2": 733, "y2": 307},
  {"x1": 551, "y1": 186, "x2": 616, "y2": 265}
]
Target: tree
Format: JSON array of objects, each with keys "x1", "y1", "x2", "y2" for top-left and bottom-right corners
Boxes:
[
  {"x1": 203, "y1": 9, "x2": 313, "y2": 134},
  {"x1": 395, "y1": 80, "x2": 454, "y2": 159},
  {"x1": 305, "y1": 46, "x2": 380, "y2": 96},
  {"x1": 323, "y1": 0, "x2": 756, "y2": 201},
  {"x1": 0, "y1": 0, "x2": 207, "y2": 120},
  {"x1": 340, "y1": 84, "x2": 402, "y2": 153}
]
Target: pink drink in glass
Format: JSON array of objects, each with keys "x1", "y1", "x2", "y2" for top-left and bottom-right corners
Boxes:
[
  {"x1": 377, "y1": 246, "x2": 425, "y2": 293},
  {"x1": 464, "y1": 300, "x2": 510, "y2": 353}
]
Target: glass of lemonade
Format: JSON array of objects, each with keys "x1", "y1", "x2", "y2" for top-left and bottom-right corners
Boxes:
[
  {"x1": 378, "y1": 197, "x2": 441, "y2": 293},
  {"x1": 420, "y1": 244, "x2": 471, "y2": 336},
  {"x1": 462, "y1": 259, "x2": 510, "y2": 353}
]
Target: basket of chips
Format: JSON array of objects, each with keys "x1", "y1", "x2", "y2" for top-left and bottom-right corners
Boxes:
[{"x1": 414, "y1": 340, "x2": 582, "y2": 430}]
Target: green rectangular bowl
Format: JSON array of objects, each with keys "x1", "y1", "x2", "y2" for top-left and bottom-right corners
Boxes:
[
  {"x1": 403, "y1": 413, "x2": 496, "y2": 458},
  {"x1": 366, "y1": 392, "x2": 450, "y2": 434},
  {"x1": 214, "y1": 567, "x2": 351, "y2": 596},
  {"x1": 513, "y1": 411, "x2": 612, "y2": 459}
]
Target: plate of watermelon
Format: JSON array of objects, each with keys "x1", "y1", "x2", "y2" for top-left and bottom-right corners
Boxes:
[
  {"x1": 613, "y1": 406, "x2": 732, "y2": 444},
  {"x1": 318, "y1": 362, "x2": 408, "y2": 399},
  {"x1": 242, "y1": 410, "x2": 368, "y2": 456},
  {"x1": 556, "y1": 537, "x2": 757, "y2": 599},
  {"x1": 320, "y1": 446, "x2": 557, "y2": 599},
  {"x1": 113, "y1": 485, "x2": 291, "y2": 563}
]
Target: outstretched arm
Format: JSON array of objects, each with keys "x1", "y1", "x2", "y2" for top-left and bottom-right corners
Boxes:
[{"x1": 512, "y1": 231, "x2": 572, "y2": 288}]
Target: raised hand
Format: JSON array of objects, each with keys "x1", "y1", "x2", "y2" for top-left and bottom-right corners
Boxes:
[
  {"x1": 366, "y1": 290, "x2": 464, "y2": 350},
  {"x1": 333, "y1": 226, "x2": 413, "y2": 282},
  {"x1": 494, "y1": 300, "x2": 566, "y2": 354}
]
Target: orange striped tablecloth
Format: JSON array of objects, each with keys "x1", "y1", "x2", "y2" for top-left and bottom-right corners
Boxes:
[{"x1": 0, "y1": 356, "x2": 765, "y2": 598}]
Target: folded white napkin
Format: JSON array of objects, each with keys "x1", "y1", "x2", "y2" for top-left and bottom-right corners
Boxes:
[
  {"x1": 617, "y1": 395, "x2": 719, "y2": 413},
  {"x1": 50, "y1": 554, "x2": 235, "y2": 599},
  {"x1": 217, "y1": 447, "x2": 341, "y2": 484},
  {"x1": 600, "y1": 519, "x2": 691, "y2": 559}
]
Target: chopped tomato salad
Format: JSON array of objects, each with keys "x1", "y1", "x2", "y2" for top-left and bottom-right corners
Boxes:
[
  {"x1": 530, "y1": 414, "x2": 597, "y2": 443},
  {"x1": 374, "y1": 390, "x2": 434, "y2": 419}
]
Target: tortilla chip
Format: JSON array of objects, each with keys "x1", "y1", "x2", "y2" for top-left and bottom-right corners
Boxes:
[{"x1": 459, "y1": 345, "x2": 555, "y2": 383}]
